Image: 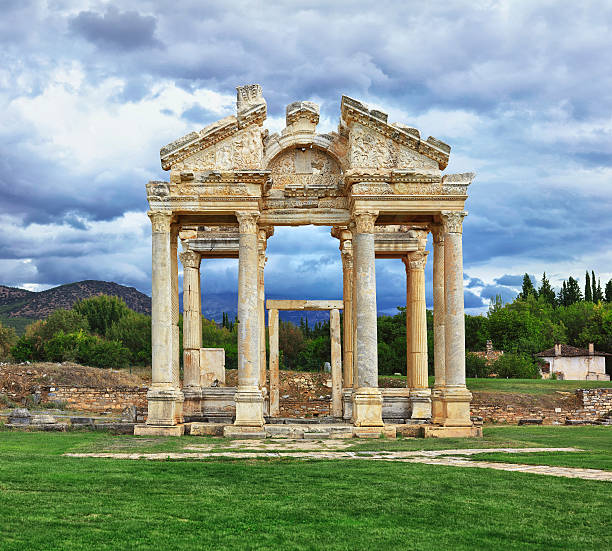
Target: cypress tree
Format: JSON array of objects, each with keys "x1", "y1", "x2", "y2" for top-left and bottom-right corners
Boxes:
[
  {"x1": 595, "y1": 278, "x2": 604, "y2": 303},
  {"x1": 605, "y1": 279, "x2": 612, "y2": 302},
  {"x1": 592, "y1": 270, "x2": 597, "y2": 302},
  {"x1": 585, "y1": 271, "x2": 592, "y2": 302}
]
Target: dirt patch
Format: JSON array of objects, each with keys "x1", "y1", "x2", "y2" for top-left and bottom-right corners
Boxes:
[{"x1": 0, "y1": 362, "x2": 148, "y2": 402}]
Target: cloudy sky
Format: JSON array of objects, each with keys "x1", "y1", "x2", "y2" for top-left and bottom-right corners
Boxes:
[{"x1": 1, "y1": 1, "x2": 611, "y2": 315}]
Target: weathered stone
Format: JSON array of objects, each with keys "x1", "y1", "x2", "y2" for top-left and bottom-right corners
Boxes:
[{"x1": 8, "y1": 408, "x2": 31, "y2": 425}]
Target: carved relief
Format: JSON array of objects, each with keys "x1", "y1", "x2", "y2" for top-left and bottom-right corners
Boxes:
[
  {"x1": 268, "y1": 147, "x2": 343, "y2": 192},
  {"x1": 172, "y1": 126, "x2": 262, "y2": 171},
  {"x1": 352, "y1": 183, "x2": 394, "y2": 195}
]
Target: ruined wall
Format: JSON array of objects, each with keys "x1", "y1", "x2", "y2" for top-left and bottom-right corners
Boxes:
[{"x1": 45, "y1": 386, "x2": 147, "y2": 413}]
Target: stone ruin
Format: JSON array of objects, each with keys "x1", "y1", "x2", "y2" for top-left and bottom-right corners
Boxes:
[{"x1": 136, "y1": 84, "x2": 478, "y2": 437}]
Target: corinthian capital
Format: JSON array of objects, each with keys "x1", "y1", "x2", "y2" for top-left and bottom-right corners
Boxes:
[
  {"x1": 179, "y1": 250, "x2": 201, "y2": 269},
  {"x1": 441, "y1": 210, "x2": 467, "y2": 234},
  {"x1": 430, "y1": 224, "x2": 444, "y2": 244},
  {"x1": 353, "y1": 210, "x2": 378, "y2": 234},
  {"x1": 148, "y1": 210, "x2": 173, "y2": 233},
  {"x1": 236, "y1": 211, "x2": 260, "y2": 234},
  {"x1": 403, "y1": 250, "x2": 429, "y2": 271},
  {"x1": 340, "y1": 239, "x2": 353, "y2": 270}
]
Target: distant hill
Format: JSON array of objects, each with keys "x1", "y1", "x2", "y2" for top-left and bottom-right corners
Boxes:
[{"x1": 0, "y1": 280, "x2": 151, "y2": 319}]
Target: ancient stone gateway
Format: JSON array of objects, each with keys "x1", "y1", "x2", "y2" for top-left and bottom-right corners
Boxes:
[{"x1": 135, "y1": 84, "x2": 477, "y2": 437}]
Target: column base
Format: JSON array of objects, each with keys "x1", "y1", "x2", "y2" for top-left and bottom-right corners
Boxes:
[
  {"x1": 145, "y1": 386, "x2": 184, "y2": 426},
  {"x1": 182, "y1": 386, "x2": 203, "y2": 418},
  {"x1": 410, "y1": 388, "x2": 432, "y2": 419},
  {"x1": 438, "y1": 386, "x2": 473, "y2": 427},
  {"x1": 234, "y1": 387, "x2": 265, "y2": 427},
  {"x1": 431, "y1": 387, "x2": 445, "y2": 424},
  {"x1": 352, "y1": 387, "x2": 384, "y2": 427}
]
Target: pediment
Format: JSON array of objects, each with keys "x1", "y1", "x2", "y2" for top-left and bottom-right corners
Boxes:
[{"x1": 341, "y1": 96, "x2": 450, "y2": 171}]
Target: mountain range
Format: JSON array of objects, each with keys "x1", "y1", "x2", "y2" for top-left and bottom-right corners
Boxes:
[{"x1": 0, "y1": 280, "x2": 333, "y2": 326}]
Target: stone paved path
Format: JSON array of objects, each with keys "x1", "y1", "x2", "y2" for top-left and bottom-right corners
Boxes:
[{"x1": 63, "y1": 446, "x2": 612, "y2": 482}]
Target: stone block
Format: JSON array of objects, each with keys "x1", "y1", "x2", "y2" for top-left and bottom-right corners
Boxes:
[
  {"x1": 200, "y1": 348, "x2": 225, "y2": 386},
  {"x1": 352, "y1": 388, "x2": 384, "y2": 427},
  {"x1": 395, "y1": 424, "x2": 425, "y2": 438},
  {"x1": 223, "y1": 425, "x2": 266, "y2": 439},
  {"x1": 134, "y1": 424, "x2": 185, "y2": 436},
  {"x1": 353, "y1": 425, "x2": 396, "y2": 439},
  {"x1": 422, "y1": 426, "x2": 482, "y2": 438},
  {"x1": 303, "y1": 431, "x2": 331, "y2": 439},
  {"x1": 189, "y1": 422, "x2": 224, "y2": 436},
  {"x1": 518, "y1": 418, "x2": 543, "y2": 425},
  {"x1": 8, "y1": 408, "x2": 31, "y2": 425}
]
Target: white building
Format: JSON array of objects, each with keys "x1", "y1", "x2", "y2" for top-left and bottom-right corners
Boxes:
[{"x1": 536, "y1": 343, "x2": 610, "y2": 381}]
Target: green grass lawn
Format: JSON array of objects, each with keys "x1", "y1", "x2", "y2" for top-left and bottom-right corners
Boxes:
[
  {"x1": 0, "y1": 428, "x2": 611, "y2": 551},
  {"x1": 379, "y1": 375, "x2": 612, "y2": 394}
]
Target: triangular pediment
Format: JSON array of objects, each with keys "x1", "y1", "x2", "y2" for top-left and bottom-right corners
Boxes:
[{"x1": 341, "y1": 96, "x2": 450, "y2": 170}]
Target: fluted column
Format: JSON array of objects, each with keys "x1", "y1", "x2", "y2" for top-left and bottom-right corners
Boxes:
[
  {"x1": 440, "y1": 210, "x2": 472, "y2": 426},
  {"x1": 234, "y1": 211, "x2": 264, "y2": 427},
  {"x1": 431, "y1": 225, "x2": 446, "y2": 423},
  {"x1": 351, "y1": 210, "x2": 383, "y2": 427},
  {"x1": 268, "y1": 308, "x2": 280, "y2": 417},
  {"x1": 257, "y1": 230, "x2": 268, "y2": 390},
  {"x1": 171, "y1": 223, "x2": 180, "y2": 389},
  {"x1": 404, "y1": 249, "x2": 431, "y2": 419},
  {"x1": 180, "y1": 250, "x2": 202, "y2": 389},
  {"x1": 341, "y1": 238, "x2": 354, "y2": 388},
  {"x1": 330, "y1": 308, "x2": 342, "y2": 417},
  {"x1": 144, "y1": 211, "x2": 183, "y2": 428}
]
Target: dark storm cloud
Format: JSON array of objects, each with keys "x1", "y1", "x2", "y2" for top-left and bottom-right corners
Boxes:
[
  {"x1": 69, "y1": 7, "x2": 162, "y2": 51},
  {"x1": 2, "y1": 0, "x2": 612, "y2": 303}
]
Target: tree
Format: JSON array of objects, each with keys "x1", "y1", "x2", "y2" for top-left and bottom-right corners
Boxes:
[
  {"x1": 606, "y1": 279, "x2": 612, "y2": 303},
  {"x1": 106, "y1": 311, "x2": 152, "y2": 365},
  {"x1": 38, "y1": 309, "x2": 90, "y2": 341},
  {"x1": 465, "y1": 314, "x2": 489, "y2": 351},
  {"x1": 538, "y1": 272, "x2": 556, "y2": 306},
  {"x1": 0, "y1": 322, "x2": 17, "y2": 359},
  {"x1": 565, "y1": 277, "x2": 583, "y2": 306},
  {"x1": 594, "y1": 278, "x2": 604, "y2": 303},
  {"x1": 73, "y1": 295, "x2": 131, "y2": 336},
  {"x1": 592, "y1": 271, "x2": 598, "y2": 302},
  {"x1": 585, "y1": 271, "x2": 592, "y2": 302},
  {"x1": 518, "y1": 273, "x2": 536, "y2": 300}
]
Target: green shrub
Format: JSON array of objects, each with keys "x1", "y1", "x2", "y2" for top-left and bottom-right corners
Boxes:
[
  {"x1": 465, "y1": 352, "x2": 491, "y2": 378},
  {"x1": 83, "y1": 339, "x2": 130, "y2": 369},
  {"x1": 73, "y1": 295, "x2": 131, "y2": 337},
  {"x1": 106, "y1": 311, "x2": 151, "y2": 366},
  {"x1": 38, "y1": 309, "x2": 89, "y2": 341},
  {"x1": 11, "y1": 336, "x2": 36, "y2": 362},
  {"x1": 491, "y1": 353, "x2": 540, "y2": 379}
]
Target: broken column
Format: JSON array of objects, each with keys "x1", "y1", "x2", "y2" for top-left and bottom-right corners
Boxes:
[
  {"x1": 431, "y1": 225, "x2": 446, "y2": 423},
  {"x1": 268, "y1": 307, "x2": 280, "y2": 417},
  {"x1": 330, "y1": 307, "x2": 343, "y2": 417}
]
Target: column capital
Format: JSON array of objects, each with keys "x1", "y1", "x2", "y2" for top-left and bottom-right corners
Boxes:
[
  {"x1": 440, "y1": 210, "x2": 467, "y2": 234},
  {"x1": 148, "y1": 210, "x2": 173, "y2": 233},
  {"x1": 403, "y1": 250, "x2": 429, "y2": 271},
  {"x1": 236, "y1": 211, "x2": 260, "y2": 234},
  {"x1": 430, "y1": 224, "x2": 444, "y2": 243},
  {"x1": 353, "y1": 210, "x2": 379, "y2": 233},
  {"x1": 179, "y1": 250, "x2": 201, "y2": 269}
]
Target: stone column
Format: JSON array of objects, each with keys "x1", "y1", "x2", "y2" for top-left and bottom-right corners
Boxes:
[
  {"x1": 403, "y1": 249, "x2": 431, "y2": 419},
  {"x1": 431, "y1": 225, "x2": 446, "y2": 423},
  {"x1": 351, "y1": 211, "x2": 383, "y2": 427},
  {"x1": 180, "y1": 249, "x2": 202, "y2": 418},
  {"x1": 330, "y1": 308, "x2": 342, "y2": 417},
  {"x1": 268, "y1": 308, "x2": 280, "y2": 417},
  {"x1": 142, "y1": 211, "x2": 183, "y2": 430},
  {"x1": 257, "y1": 230, "x2": 267, "y2": 390},
  {"x1": 340, "y1": 238, "x2": 354, "y2": 388},
  {"x1": 440, "y1": 210, "x2": 472, "y2": 426},
  {"x1": 234, "y1": 211, "x2": 264, "y2": 427},
  {"x1": 171, "y1": 223, "x2": 180, "y2": 390}
]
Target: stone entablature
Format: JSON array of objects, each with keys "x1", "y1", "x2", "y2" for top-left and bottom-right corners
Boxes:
[{"x1": 139, "y1": 83, "x2": 476, "y2": 437}]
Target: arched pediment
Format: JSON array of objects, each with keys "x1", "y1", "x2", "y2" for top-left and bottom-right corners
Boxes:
[{"x1": 267, "y1": 144, "x2": 343, "y2": 193}]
